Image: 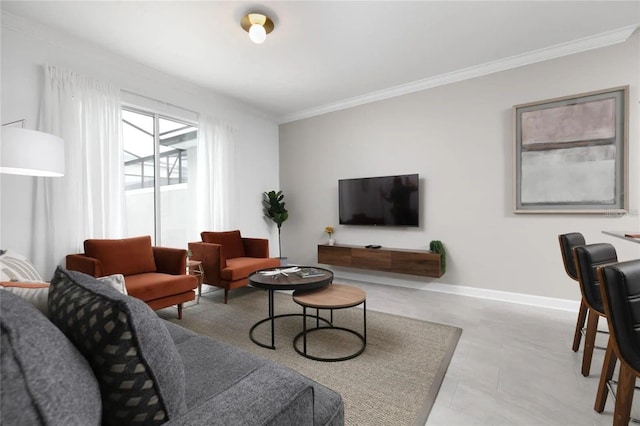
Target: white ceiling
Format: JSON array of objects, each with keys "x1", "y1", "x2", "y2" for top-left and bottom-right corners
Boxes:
[{"x1": 2, "y1": 1, "x2": 639, "y2": 123}]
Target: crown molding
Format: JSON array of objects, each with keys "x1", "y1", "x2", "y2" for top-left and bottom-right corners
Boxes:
[{"x1": 278, "y1": 24, "x2": 638, "y2": 124}]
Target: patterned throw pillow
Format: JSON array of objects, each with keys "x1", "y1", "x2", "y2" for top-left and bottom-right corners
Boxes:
[
  {"x1": 0, "y1": 282, "x2": 50, "y2": 316},
  {"x1": 48, "y1": 267, "x2": 187, "y2": 425},
  {"x1": 0, "y1": 249, "x2": 44, "y2": 282}
]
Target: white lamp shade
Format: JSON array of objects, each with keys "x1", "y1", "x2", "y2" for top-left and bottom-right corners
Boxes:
[{"x1": 1, "y1": 127, "x2": 65, "y2": 177}]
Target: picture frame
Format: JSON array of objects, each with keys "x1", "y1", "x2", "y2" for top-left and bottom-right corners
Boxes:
[{"x1": 513, "y1": 86, "x2": 628, "y2": 214}]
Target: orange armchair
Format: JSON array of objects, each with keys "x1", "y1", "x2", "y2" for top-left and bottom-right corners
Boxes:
[
  {"x1": 66, "y1": 235, "x2": 197, "y2": 319},
  {"x1": 189, "y1": 230, "x2": 280, "y2": 303}
]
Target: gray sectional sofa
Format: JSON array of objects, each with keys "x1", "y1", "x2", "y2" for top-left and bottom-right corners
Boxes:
[{"x1": 0, "y1": 267, "x2": 344, "y2": 425}]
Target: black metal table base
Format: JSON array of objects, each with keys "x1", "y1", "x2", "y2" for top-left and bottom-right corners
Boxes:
[
  {"x1": 249, "y1": 290, "x2": 331, "y2": 349},
  {"x1": 293, "y1": 302, "x2": 367, "y2": 362},
  {"x1": 249, "y1": 313, "x2": 298, "y2": 349}
]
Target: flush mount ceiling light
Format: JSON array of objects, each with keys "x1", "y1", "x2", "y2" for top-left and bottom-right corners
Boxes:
[{"x1": 241, "y1": 13, "x2": 274, "y2": 44}]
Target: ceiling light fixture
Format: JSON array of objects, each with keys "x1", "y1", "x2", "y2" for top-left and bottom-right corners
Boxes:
[{"x1": 241, "y1": 13, "x2": 274, "y2": 44}]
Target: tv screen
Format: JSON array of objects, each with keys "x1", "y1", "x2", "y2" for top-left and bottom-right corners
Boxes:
[{"x1": 339, "y1": 174, "x2": 419, "y2": 227}]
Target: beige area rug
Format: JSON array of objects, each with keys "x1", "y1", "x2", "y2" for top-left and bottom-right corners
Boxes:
[{"x1": 158, "y1": 288, "x2": 461, "y2": 426}]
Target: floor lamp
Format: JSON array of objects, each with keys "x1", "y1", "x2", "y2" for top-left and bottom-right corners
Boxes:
[
  {"x1": 0, "y1": 125, "x2": 65, "y2": 280},
  {"x1": 1, "y1": 127, "x2": 65, "y2": 177}
]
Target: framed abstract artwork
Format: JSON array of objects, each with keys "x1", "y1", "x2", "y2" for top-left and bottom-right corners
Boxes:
[{"x1": 513, "y1": 86, "x2": 628, "y2": 213}]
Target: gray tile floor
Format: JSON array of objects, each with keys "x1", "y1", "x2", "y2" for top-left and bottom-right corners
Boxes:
[
  {"x1": 348, "y1": 281, "x2": 637, "y2": 426},
  {"x1": 198, "y1": 281, "x2": 637, "y2": 425}
]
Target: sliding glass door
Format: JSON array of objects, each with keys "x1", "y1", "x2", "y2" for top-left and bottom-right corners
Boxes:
[{"x1": 122, "y1": 107, "x2": 197, "y2": 248}]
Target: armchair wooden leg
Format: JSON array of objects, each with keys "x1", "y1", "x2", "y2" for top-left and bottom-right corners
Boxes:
[
  {"x1": 582, "y1": 308, "x2": 599, "y2": 377},
  {"x1": 613, "y1": 364, "x2": 636, "y2": 426},
  {"x1": 573, "y1": 299, "x2": 588, "y2": 352},
  {"x1": 224, "y1": 289, "x2": 229, "y2": 304},
  {"x1": 595, "y1": 337, "x2": 617, "y2": 412},
  {"x1": 177, "y1": 303, "x2": 183, "y2": 320}
]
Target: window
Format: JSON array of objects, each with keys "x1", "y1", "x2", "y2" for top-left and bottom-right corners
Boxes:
[{"x1": 122, "y1": 108, "x2": 198, "y2": 248}]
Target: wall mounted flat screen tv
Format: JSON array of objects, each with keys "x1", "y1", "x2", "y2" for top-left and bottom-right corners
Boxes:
[{"x1": 339, "y1": 174, "x2": 419, "y2": 227}]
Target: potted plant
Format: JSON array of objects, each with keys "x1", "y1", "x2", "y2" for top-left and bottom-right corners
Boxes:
[
  {"x1": 263, "y1": 190, "x2": 288, "y2": 259},
  {"x1": 429, "y1": 240, "x2": 446, "y2": 274}
]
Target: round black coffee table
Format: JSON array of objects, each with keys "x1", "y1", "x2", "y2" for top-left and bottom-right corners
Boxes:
[{"x1": 248, "y1": 266, "x2": 333, "y2": 349}]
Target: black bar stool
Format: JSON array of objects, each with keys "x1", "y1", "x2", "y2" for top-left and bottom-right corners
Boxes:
[{"x1": 558, "y1": 232, "x2": 587, "y2": 352}]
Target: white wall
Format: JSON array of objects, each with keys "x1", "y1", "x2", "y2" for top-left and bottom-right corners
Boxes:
[
  {"x1": 279, "y1": 31, "x2": 640, "y2": 302},
  {"x1": 0, "y1": 13, "x2": 281, "y2": 274}
]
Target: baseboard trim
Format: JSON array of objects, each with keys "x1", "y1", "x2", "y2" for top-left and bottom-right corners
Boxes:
[
  {"x1": 331, "y1": 270, "x2": 580, "y2": 313},
  {"x1": 422, "y1": 283, "x2": 580, "y2": 312}
]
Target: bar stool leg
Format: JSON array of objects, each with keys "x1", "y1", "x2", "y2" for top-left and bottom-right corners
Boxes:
[
  {"x1": 582, "y1": 309, "x2": 599, "y2": 376},
  {"x1": 595, "y1": 337, "x2": 617, "y2": 412},
  {"x1": 573, "y1": 299, "x2": 588, "y2": 352},
  {"x1": 613, "y1": 364, "x2": 636, "y2": 426}
]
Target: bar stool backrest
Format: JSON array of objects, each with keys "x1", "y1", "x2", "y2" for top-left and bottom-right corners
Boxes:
[
  {"x1": 574, "y1": 243, "x2": 617, "y2": 315},
  {"x1": 600, "y1": 260, "x2": 640, "y2": 372},
  {"x1": 559, "y1": 233, "x2": 586, "y2": 281}
]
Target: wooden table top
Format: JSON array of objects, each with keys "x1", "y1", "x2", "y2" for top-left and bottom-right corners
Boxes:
[{"x1": 293, "y1": 284, "x2": 366, "y2": 309}]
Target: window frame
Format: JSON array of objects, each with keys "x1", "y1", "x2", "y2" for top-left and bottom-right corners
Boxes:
[{"x1": 122, "y1": 105, "x2": 198, "y2": 245}]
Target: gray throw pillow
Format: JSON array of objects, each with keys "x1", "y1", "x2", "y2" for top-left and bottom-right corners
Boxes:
[
  {"x1": 48, "y1": 266, "x2": 187, "y2": 425},
  {"x1": 0, "y1": 289, "x2": 101, "y2": 425}
]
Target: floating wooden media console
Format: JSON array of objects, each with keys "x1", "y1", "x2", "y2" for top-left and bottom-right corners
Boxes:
[{"x1": 317, "y1": 244, "x2": 443, "y2": 278}]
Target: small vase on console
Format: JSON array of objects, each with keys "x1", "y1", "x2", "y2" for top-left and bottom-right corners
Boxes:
[{"x1": 324, "y1": 226, "x2": 335, "y2": 246}]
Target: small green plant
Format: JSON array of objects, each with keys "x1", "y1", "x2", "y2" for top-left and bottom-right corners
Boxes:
[
  {"x1": 429, "y1": 240, "x2": 446, "y2": 274},
  {"x1": 263, "y1": 190, "x2": 289, "y2": 258}
]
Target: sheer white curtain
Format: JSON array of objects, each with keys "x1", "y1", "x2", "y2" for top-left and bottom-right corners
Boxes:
[
  {"x1": 33, "y1": 65, "x2": 124, "y2": 278},
  {"x1": 196, "y1": 115, "x2": 236, "y2": 232}
]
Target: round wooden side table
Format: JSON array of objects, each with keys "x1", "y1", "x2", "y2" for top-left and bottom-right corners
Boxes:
[{"x1": 292, "y1": 283, "x2": 367, "y2": 362}]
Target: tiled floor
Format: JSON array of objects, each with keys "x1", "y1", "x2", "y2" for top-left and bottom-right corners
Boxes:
[
  {"x1": 350, "y1": 281, "x2": 637, "y2": 426},
  {"x1": 198, "y1": 281, "x2": 637, "y2": 425}
]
